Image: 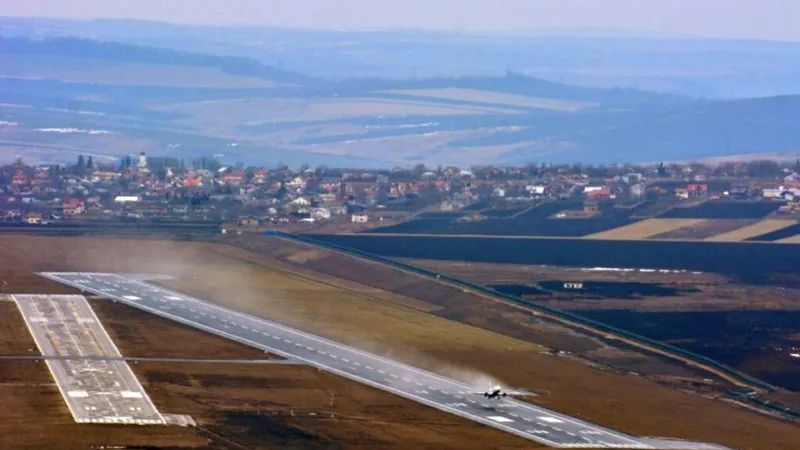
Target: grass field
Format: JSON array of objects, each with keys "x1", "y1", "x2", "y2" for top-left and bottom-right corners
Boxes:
[
  {"x1": 387, "y1": 88, "x2": 596, "y2": 111},
  {"x1": 586, "y1": 219, "x2": 704, "y2": 239},
  {"x1": 704, "y1": 219, "x2": 798, "y2": 242},
  {"x1": 0, "y1": 235, "x2": 798, "y2": 450},
  {"x1": 1, "y1": 54, "x2": 280, "y2": 89},
  {"x1": 159, "y1": 96, "x2": 515, "y2": 127}
]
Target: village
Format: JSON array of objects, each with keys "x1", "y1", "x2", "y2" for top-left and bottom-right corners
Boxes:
[{"x1": 2, "y1": 152, "x2": 800, "y2": 230}]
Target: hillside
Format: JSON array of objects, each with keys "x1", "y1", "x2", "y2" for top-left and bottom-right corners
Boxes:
[
  {"x1": 6, "y1": 17, "x2": 800, "y2": 98},
  {"x1": 2, "y1": 36, "x2": 800, "y2": 167}
]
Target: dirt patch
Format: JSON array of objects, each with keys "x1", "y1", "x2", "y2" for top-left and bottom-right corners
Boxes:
[{"x1": 650, "y1": 219, "x2": 760, "y2": 240}]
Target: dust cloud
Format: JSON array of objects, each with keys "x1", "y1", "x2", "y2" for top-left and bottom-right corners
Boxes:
[{"x1": 35, "y1": 236, "x2": 506, "y2": 391}]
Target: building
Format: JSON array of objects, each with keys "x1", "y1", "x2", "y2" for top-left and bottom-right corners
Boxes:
[
  {"x1": 351, "y1": 213, "x2": 369, "y2": 223},
  {"x1": 61, "y1": 198, "x2": 85, "y2": 215},
  {"x1": 25, "y1": 212, "x2": 43, "y2": 224},
  {"x1": 114, "y1": 195, "x2": 140, "y2": 204},
  {"x1": 583, "y1": 200, "x2": 599, "y2": 214},
  {"x1": 687, "y1": 184, "x2": 709, "y2": 197},
  {"x1": 138, "y1": 151, "x2": 148, "y2": 169}
]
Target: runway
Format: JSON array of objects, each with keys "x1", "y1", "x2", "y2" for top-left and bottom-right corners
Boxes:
[
  {"x1": 39, "y1": 272, "x2": 733, "y2": 450},
  {"x1": 12, "y1": 294, "x2": 165, "y2": 425}
]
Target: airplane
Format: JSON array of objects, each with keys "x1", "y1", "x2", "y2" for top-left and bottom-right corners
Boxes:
[
  {"x1": 472, "y1": 384, "x2": 531, "y2": 400},
  {"x1": 482, "y1": 385, "x2": 507, "y2": 399}
]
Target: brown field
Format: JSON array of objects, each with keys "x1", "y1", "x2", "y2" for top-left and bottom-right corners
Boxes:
[
  {"x1": 385, "y1": 88, "x2": 595, "y2": 111},
  {"x1": 649, "y1": 219, "x2": 760, "y2": 240},
  {"x1": 704, "y1": 219, "x2": 798, "y2": 242},
  {"x1": 586, "y1": 219, "x2": 705, "y2": 239},
  {"x1": 0, "y1": 235, "x2": 798, "y2": 450},
  {"x1": 776, "y1": 233, "x2": 800, "y2": 243}
]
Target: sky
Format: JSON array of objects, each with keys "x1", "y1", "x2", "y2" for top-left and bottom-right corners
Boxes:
[{"x1": 2, "y1": 0, "x2": 800, "y2": 41}]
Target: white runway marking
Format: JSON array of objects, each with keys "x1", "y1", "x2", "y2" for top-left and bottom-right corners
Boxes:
[{"x1": 488, "y1": 416, "x2": 514, "y2": 423}]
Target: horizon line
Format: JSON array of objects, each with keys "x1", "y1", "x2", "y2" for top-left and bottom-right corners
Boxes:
[{"x1": 6, "y1": 15, "x2": 800, "y2": 43}]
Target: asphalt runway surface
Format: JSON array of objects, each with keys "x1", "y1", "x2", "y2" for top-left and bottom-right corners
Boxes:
[
  {"x1": 12, "y1": 294, "x2": 165, "y2": 425},
  {"x1": 39, "y1": 272, "x2": 733, "y2": 449}
]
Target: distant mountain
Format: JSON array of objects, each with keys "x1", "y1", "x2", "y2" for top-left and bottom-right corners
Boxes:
[
  {"x1": 1, "y1": 32, "x2": 799, "y2": 167},
  {"x1": 0, "y1": 36, "x2": 315, "y2": 85},
  {"x1": 5, "y1": 17, "x2": 800, "y2": 98}
]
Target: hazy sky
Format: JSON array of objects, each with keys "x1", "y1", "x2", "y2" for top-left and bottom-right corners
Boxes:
[{"x1": 3, "y1": 0, "x2": 800, "y2": 41}]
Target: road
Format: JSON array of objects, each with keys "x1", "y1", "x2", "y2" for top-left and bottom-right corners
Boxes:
[{"x1": 39, "y1": 272, "x2": 733, "y2": 449}]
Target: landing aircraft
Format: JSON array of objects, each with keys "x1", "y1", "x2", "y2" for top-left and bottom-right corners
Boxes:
[
  {"x1": 482, "y1": 385, "x2": 507, "y2": 399},
  {"x1": 472, "y1": 384, "x2": 531, "y2": 399}
]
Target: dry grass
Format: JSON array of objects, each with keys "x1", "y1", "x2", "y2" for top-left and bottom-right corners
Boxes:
[
  {"x1": 649, "y1": 219, "x2": 761, "y2": 240},
  {"x1": 776, "y1": 234, "x2": 800, "y2": 243},
  {"x1": 0, "y1": 235, "x2": 798, "y2": 450},
  {"x1": 586, "y1": 219, "x2": 706, "y2": 239},
  {"x1": 704, "y1": 219, "x2": 798, "y2": 242},
  {"x1": 387, "y1": 88, "x2": 595, "y2": 111}
]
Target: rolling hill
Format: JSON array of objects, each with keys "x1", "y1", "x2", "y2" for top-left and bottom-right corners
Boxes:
[{"x1": 2, "y1": 36, "x2": 800, "y2": 167}]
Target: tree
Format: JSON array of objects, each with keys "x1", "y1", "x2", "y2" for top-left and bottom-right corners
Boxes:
[
  {"x1": 412, "y1": 163, "x2": 428, "y2": 178},
  {"x1": 75, "y1": 154, "x2": 85, "y2": 176}
]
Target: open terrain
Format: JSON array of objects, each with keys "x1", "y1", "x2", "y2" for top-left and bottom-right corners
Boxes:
[
  {"x1": 5, "y1": 35, "x2": 800, "y2": 165},
  {"x1": 402, "y1": 258, "x2": 800, "y2": 395},
  {"x1": 587, "y1": 219, "x2": 705, "y2": 240},
  {"x1": 385, "y1": 88, "x2": 595, "y2": 111},
  {"x1": 0, "y1": 299, "x2": 538, "y2": 450},
  {"x1": 705, "y1": 219, "x2": 799, "y2": 242},
  {"x1": 0, "y1": 234, "x2": 798, "y2": 449}
]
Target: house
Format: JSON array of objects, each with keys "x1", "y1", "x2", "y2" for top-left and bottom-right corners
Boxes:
[
  {"x1": 675, "y1": 188, "x2": 689, "y2": 199},
  {"x1": 289, "y1": 197, "x2": 311, "y2": 207},
  {"x1": 583, "y1": 200, "x2": 599, "y2": 214},
  {"x1": 687, "y1": 184, "x2": 709, "y2": 197},
  {"x1": 25, "y1": 212, "x2": 43, "y2": 224},
  {"x1": 11, "y1": 171, "x2": 28, "y2": 187},
  {"x1": 114, "y1": 195, "x2": 140, "y2": 204},
  {"x1": 286, "y1": 176, "x2": 307, "y2": 189},
  {"x1": 728, "y1": 186, "x2": 750, "y2": 199},
  {"x1": 222, "y1": 170, "x2": 247, "y2": 185},
  {"x1": 526, "y1": 185, "x2": 546, "y2": 197},
  {"x1": 585, "y1": 188, "x2": 612, "y2": 200},
  {"x1": 61, "y1": 198, "x2": 85, "y2": 215},
  {"x1": 762, "y1": 187, "x2": 785, "y2": 199},
  {"x1": 237, "y1": 216, "x2": 259, "y2": 226},
  {"x1": 351, "y1": 213, "x2": 369, "y2": 223},
  {"x1": 312, "y1": 207, "x2": 331, "y2": 220}
]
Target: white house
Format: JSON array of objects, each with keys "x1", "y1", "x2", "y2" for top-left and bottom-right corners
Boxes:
[
  {"x1": 351, "y1": 213, "x2": 369, "y2": 223},
  {"x1": 114, "y1": 195, "x2": 140, "y2": 203},
  {"x1": 289, "y1": 197, "x2": 311, "y2": 206}
]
